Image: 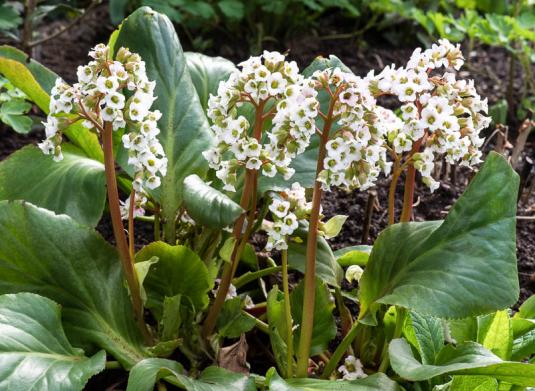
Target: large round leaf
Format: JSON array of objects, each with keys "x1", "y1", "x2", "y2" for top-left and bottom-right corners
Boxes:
[
  {"x1": 136, "y1": 242, "x2": 212, "y2": 319},
  {"x1": 0, "y1": 201, "x2": 147, "y2": 367},
  {"x1": 127, "y1": 359, "x2": 256, "y2": 391},
  {"x1": 185, "y1": 52, "x2": 237, "y2": 110},
  {"x1": 183, "y1": 174, "x2": 244, "y2": 229},
  {"x1": 390, "y1": 339, "x2": 535, "y2": 386},
  {"x1": 266, "y1": 367, "x2": 402, "y2": 390},
  {"x1": 0, "y1": 292, "x2": 105, "y2": 390},
  {"x1": 114, "y1": 7, "x2": 213, "y2": 241},
  {"x1": 0, "y1": 145, "x2": 106, "y2": 227},
  {"x1": 359, "y1": 152, "x2": 519, "y2": 319}
]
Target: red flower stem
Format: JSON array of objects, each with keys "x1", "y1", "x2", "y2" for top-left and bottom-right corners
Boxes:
[
  {"x1": 296, "y1": 88, "x2": 339, "y2": 377},
  {"x1": 102, "y1": 122, "x2": 149, "y2": 341}
]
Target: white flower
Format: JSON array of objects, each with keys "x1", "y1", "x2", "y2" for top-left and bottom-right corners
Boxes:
[
  {"x1": 338, "y1": 356, "x2": 367, "y2": 380},
  {"x1": 269, "y1": 199, "x2": 290, "y2": 218},
  {"x1": 345, "y1": 265, "x2": 364, "y2": 283},
  {"x1": 203, "y1": 51, "x2": 316, "y2": 191},
  {"x1": 96, "y1": 76, "x2": 119, "y2": 94},
  {"x1": 105, "y1": 92, "x2": 125, "y2": 109}
]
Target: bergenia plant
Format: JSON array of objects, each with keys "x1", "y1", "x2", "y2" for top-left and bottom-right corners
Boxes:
[
  {"x1": 0, "y1": 6, "x2": 532, "y2": 391},
  {"x1": 39, "y1": 42, "x2": 166, "y2": 338}
]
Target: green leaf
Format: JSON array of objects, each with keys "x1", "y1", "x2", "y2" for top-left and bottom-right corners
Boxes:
[
  {"x1": 335, "y1": 245, "x2": 372, "y2": 267},
  {"x1": 0, "y1": 145, "x2": 106, "y2": 227},
  {"x1": 291, "y1": 278, "x2": 336, "y2": 355},
  {"x1": 128, "y1": 360, "x2": 256, "y2": 391},
  {"x1": 0, "y1": 4, "x2": 22, "y2": 30},
  {"x1": 0, "y1": 201, "x2": 147, "y2": 367},
  {"x1": 0, "y1": 98, "x2": 32, "y2": 133},
  {"x1": 512, "y1": 328, "x2": 535, "y2": 361},
  {"x1": 287, "y1": 225, "x2": 343, "y2": 287},
  {"x1": 478, "y1": 310, "x2": 513, "y2": 360},
  {"x1": 448, "y1": 317, "x2": 478, "y2": 344},
  {"x1": 114, "y1": 7, "x2": 213, "y2": 242},
  {"x1": 185, "y1": 51, "x2": 237, "y2": 111},
  {"x1": 407, "y1": 311, "x2": 444, "y2": 364},
  {"x1": 0, "y1": 292, "x2": 105, "y2": 390},
  {"x1": 321, "y1": 215, "x2": 347, "y2": 239},
  {"x1": 127, "y1": 358, "x2": 184, "y2": 391},
  {"x1": 183, "y1": 174, "x2": 244, "y2": 229},
  {"x1": 179, "y1": 366, "x2": 256, "y2": 391},
  {"x1": 267, "y1": 288, "x2": 292, "y2": 376},
  {"x1": 160, "y1": 294, "x2": 183, "y2": 341},
  {"x1": 390, "y1": 338, "x2": 535, "y2": 386},
  {"x1": 450, "y1": 376, "x2": 498, "y2": 391},
  {"x1": 217, "y1": 297, "x2": 256, "y2": 338},
  {"x1": 359, "y1": 152, "x2": 519, "y2": 319},
  {"x1": 266, "y1": 367, "x2": 402, "y2": 390},
  {"x1": 136, "y1": 242, "x2": 211, "y2": 319},
  {"x1": 0, "y1": 46, "x2": 103, "y2": 161},
  {"x1": 517, "y1": 295, "x2": 535, "y2": 319},
  {"x1": 217, "y1": 0, "x2": 245, "y2": 20}
]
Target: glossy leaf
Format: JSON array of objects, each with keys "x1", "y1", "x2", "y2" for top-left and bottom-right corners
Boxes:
[
  {"x1": 287, "y1": 226, "x2": 343, "y2": 287},
  {"x1": 0, "y1": 293, "x2": 105, "y2": 390},
  {"x1": 136, "y1": 242, "x2": 211, "y2": 320},
  {"x1": 127, "y1": 359, "x2": 255, "y2": 391},
  {"x1": 266, "y1": 367, "x2": 402, "y2": 390},
  {"x1": 478, "y1": 310, "x2": 513, "y2": 360},
  {"x1": 114, "y1": 7, "x2": 213, "y2": 241},
  {"x1": 390, "y1": 338, "x2": 535, "y2": 386},
  {"x1": 266, "y1": 288, "x2": 291, "y2": 376},
  {"x1": 185, "y1": 51, "x2": 237, "y2": 110},
  {"x1": 512, "y1": 328, "x2": 535, "y2": 361},
  {"x1": 291, "y1": 278, "x2": 336, "y2": 355},
  {"x1": 0, "y1": 98, "x2": 32, "y2": 133},
  {"x1": 0, "y1": 145, "x2": 106, "y2": 226},
  {"x1": 216, "y1": 297, "x2": 256, "y2": 338},
  {"x1": 0, "y1": 201, "x2": 147, "y2": 367},
  {"x1": 0, "y1": 45, "x2": 103, "y2": 161},
  {"x1": 335, "y1": 245, "x2": 372, "y2": 267},
  {"x1": 407, "y1": 311, "x2": 444, "y2": 364},
  {"x1": 127, "y1": 358, "x2": 184, "y2": 391},
  {"x1": 359, "y1": 153, "x2": 519, "y2": 319},
  {"x1": 450, "y1": 376, "x2": 498, "y2": 391},
  {"x1": 183, "y1": 174, "x2": 244, "y2": 229}
]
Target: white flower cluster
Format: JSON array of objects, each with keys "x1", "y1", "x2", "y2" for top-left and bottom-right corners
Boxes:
[
  {"x1": 338, "y1": 355, "x2": 367, "y2": 380},
  {"x1": 119, "y1": 192, "x2": 147, "y2": 220},
  {"x1": 265, "y1": 183, "x2": 311, "y2": 251},
  {"x1": 375, "y1": 39, "x2": 489, "y2": 192},
  {"x1": 203, "y1": 51, "x2": 319, "y2": 192},
  {"x1": 38, "y1": 43, "x2": 167, "y2": 217},
  {"x1": 313, "y1": 68, "x2": 391, "y2": 191}
]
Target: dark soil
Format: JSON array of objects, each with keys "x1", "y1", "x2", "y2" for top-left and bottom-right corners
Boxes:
[{"x1": 1, "y1": 4, "x2": 534, "y2": 389}]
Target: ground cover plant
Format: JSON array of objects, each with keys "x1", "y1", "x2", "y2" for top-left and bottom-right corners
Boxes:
[{"x1": 0, "y1": 4, "x2": 534, "y2": 391}]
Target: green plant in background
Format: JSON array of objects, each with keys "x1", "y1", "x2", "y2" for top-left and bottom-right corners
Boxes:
[
  {"x1": 0, "y1": 76, "x2": 33, "y2": 133},
  {"x1": 109, "y1": 0, "x2": 360, "y2": 51},
  {"x1": 0, "y1": 6, "x2": 533, "y2": 390},
  {"x1": 0, "y1": 0, "x2": 100, "y2": 54}
]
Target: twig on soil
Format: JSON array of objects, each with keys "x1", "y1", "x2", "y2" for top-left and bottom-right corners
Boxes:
[{"x1": 28, "y1": 0, "x2": 100, "y2": 48}]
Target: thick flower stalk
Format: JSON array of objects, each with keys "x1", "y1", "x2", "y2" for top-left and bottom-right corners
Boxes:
[
  {"x1": 38, "y1": 43, "x2": 165, "y2": 338},
  {"x1": 297, "y1": 67, "x2": 390, "y2": 376},
  {"x1": 202, "y1": 51, "x2": 318, "y2": 337},
  {"x1": 373, "y1": 39, "x2": 490, "y2": 223}
]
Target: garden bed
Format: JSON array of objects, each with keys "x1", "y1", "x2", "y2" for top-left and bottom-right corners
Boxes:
[{"x1": 1, "y1": 4, "x2": 533, "y2": 308}]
